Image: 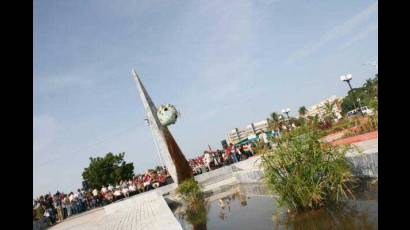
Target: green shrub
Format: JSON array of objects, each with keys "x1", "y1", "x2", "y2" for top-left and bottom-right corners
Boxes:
[
  {"x1": 261, "y1": 125, "x2": 356, "y2": 211},
  {"x1": 343, "y1": 115, "x2": 378, "y2": 138},
  {"x1": 177, "y1": 179, "x2": 208, "y2": 226},
  {"x1": 177, "y1": 179, "x2": 203, "y2": 201}
]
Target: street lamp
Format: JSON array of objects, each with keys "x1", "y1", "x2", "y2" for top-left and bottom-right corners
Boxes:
[
  {"x1": 281, "y1": 108, "x2": 291, "y2": 119},
  {"x1": 340, "y1": 74, "x2": 353, "y2": 90},
  {"x1": 340, "y1": 74, "x2": 363, "y2": 116},
  {"x1": 281, "y1": 108, "x2": 291, "y2": 130}
]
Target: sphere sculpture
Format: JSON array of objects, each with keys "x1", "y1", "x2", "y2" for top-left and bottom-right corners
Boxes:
[{"x1": 157, "y1": 104, "x2": 179, "y2": 126}]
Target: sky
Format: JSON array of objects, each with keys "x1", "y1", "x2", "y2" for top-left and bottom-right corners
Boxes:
[{"x1": 33, "y1": 0, "x2": 378, "y2": 197}]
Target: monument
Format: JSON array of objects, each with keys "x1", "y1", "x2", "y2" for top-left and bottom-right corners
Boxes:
[{"x1": 132, "y1": 70, "x2": 193, "y2": 184}]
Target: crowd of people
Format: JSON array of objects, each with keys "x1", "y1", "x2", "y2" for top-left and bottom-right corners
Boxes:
[
  {"x1": 189, "y1": 142, "x2": 256, "y2": 175},
  {"x1": 34, "y1": 131, "x2": 274, "y2": 227},
  {"x1": 33, "y1": 167, "x2": 172, "y2": 226}
]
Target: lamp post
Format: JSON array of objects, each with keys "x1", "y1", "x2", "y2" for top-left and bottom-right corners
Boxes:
[
  {"x1": 340, "y1": 74, "x2": 353, "y2": 90},
  {"x1": 281, "y1": 108, "x2": 291, "y2": 129},
  {"x1": 281, "y1": 108, "x2": 291, "y2": 120},
  {"x1": 340, "y1": 74, "x2": 363, "y2": 116}
]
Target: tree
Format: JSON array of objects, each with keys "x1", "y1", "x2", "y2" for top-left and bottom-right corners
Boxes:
[
  {"x1": 270, "y1": 112, "x2": 279, "y2": 123},
  {"x1": 155, "y1": 165, "x2": 163, "y2": 172},
  {"x1": 267, "y1": 112, "x2": 280, "y2": 130},
  {"x1": 82, "y1": 152, "x2": 134, "y2": 190},
  {"x1": 298, "y1": 106, "x2": 307, "y2": 117}
]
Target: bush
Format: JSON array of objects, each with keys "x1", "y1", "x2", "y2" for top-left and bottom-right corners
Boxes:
[
  {"x1": 177, "y1": 179, "x2": 203, "y2": 203},
  {"x1": 177, "y1": 179, "x2": 208, "y2": 226},
  {"x1": 261, "y1": 125, "x2": 356, "y2": 211},
  {"x1": 343, "y1": 115, "x2": 378, "y2": 138}
]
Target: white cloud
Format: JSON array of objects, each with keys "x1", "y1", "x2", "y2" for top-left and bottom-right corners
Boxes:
[
  {"x1": 288, "y1": 1, "x2": 378, "y2": 63},
  {"x1": 340, "y1": 23, "x2": 378, "y2": 49},
  {"x1": 34, "y1": 71, "x2": 95, "y2": 95}
]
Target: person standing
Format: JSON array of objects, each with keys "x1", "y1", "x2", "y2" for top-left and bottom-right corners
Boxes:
[
  {"x1": 229, "y1": 144, "x2": 239, "y2": 163},
  {"x1": 212, "y1": 151, "x2": 220, "y2": 168},
  {"x1": 236, "y1": 145, "x2": 244, "y2": 161},
  {"x1": 204, "y1": 151, "x2": 213, "y2": 171},
  {"x1": 143, "y1": 171, "x2": 152, "y2": 191},
  {"x1": 224, "y1": 147, "x2": 231, "y2": 165},
  {"x1": 76, "y1": 189, "x2": 84, "y2": 213},
  {"x1": 259, "y1": 131, "x2": 270, "y2": 148},
  {"x1": 247, "y1": 143, "x2": 254, "y2": 157},
  {"x1": 242, "y1": 144, "x2": 250, "y2": 158},
  {"x1": 53, "y1": 194, "x2": 63, "y2": 222},
  {"x1": 33, "y1": 201, "x2": 45, "y2": 221},
  {"x1": 63, "y1": 195, "x2": 71, "y2": 217},
  {"x1": 69, "y1": 192, "x2": 77, "y2": 215},
  {"x1": 91, "y1": 189, "x2": 98, "y2": 208}
]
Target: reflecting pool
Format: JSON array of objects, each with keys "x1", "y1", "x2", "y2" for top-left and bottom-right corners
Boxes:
[{"x1": 172, "y1": 179, "x2": 377, "y2": 230}]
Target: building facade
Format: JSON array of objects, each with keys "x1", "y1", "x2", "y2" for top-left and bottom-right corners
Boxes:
[
  {"x1": 225, "y1": 119, "x2": 269, "y2": 145},
  {"x1": 305, "y1": 95, "x2": 343, "y2": 121}
]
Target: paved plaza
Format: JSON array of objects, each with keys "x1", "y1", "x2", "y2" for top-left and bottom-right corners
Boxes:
[{"x1": 49, "y1": 188, "x2": 182, "y2": 230}]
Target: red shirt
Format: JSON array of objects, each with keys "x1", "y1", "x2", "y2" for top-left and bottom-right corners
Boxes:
[
  {"x1": 143, "y1": 175, "x2": 151, "y2": 182},
  {"x1": 225, "y1": 147, "x2": 231, "y2": 156},
  {"x1": 158, "y1": 175, "x2": 166, "y2": 183}
]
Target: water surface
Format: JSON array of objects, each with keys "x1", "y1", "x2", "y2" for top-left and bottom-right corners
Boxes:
[{"x1": 174, "y1": 180, "x2": 378, "y2": 230}]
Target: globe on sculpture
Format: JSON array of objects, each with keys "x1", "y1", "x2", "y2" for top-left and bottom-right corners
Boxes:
[{"x1": 157, "y1": 104, "x2": 179, "y2": 126}]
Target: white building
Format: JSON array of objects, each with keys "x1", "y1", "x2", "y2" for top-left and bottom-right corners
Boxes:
[
  {"x1": 305, "y1": 96, "x2": 343, "y2": 121},
  {"x1": 226, "y1": 119, "x2": 269, "y2": 145}
]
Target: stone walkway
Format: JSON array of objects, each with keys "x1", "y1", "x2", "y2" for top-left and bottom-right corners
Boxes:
[{"x1": 49, "y1": 188, "x2": 182, "y2": 230}]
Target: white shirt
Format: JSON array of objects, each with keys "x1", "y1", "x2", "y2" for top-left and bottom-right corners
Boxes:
[
  {"x1": 113, "y1": 190, "x2": 121, "y2": 196},
  {"x1": 260, "y1": 133, "x2": 269, "y2": 143},
  {"x1": 101, "y1": 187, "x2": 107, "y2": 193},
  {"x1": 237, "y1": 148, "x2": 242, "y2": 155},
  {"x1": 69, "y1": 194, "x2": 75, "y2": 202},
  {"x1": 128, "y1": 185, "x2": 136, "y2": 192},
  {"x1": 204, "y1": 153, "x2": 212, "y2": 164},
  {"x1": 92, "y1": 189, "x2": 98, "y2": 196},
  {"x1": 108, "y1": 185, "x2": 113, "y2": 191}
]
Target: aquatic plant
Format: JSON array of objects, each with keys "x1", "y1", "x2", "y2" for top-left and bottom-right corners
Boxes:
[
  {"x1": 261, "y1": 124, "x2": 356, "y2": 211},
  {"x1": 177, "y1": 178, "x2": 204, "y2": 204},
  {"x1": 177, "y1": 178, "x2": 208, "y2": 229}
]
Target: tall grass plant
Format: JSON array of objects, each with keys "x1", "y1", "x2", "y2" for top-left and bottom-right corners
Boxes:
[{"x1": 261, "y1": 125, "x2": 356, "y2": 211}]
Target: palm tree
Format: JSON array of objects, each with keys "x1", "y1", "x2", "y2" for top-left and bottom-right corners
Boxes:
[
  {"x1": 271, "y1": 112, "x2": 279, "y2": 122},
  {"x1": 298, "y1": 106, "x2": 307, "y2": 117},
  {"x1": 267, "y1": 112, "x2": 280, "y2": 130}
]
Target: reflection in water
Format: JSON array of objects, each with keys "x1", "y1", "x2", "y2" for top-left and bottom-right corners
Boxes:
[
  {"x1": 239, "y1": 193, "x2": 247, "y2": 206},
  {"x1": 274, "y1": 201, "x2": 376, "y2": 230},
  {"x1": 185, "y1": 198, "x2": 208, "y2": 230},
  {"x1": 174, "y1": 181, "x2": 377, "y2": 230},
  {"x1": 274, "y1": 179, "x2": 377, "y2": 230}
]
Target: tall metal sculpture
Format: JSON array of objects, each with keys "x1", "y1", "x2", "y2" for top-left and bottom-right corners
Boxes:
[{"x1": 132, "y1": 70, "x2": 193, "y2": 184}]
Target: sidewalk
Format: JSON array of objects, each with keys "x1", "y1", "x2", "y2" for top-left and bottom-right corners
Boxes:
[{"x1": 332, "y1": 131, "x2": 378, "y2": 145}]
